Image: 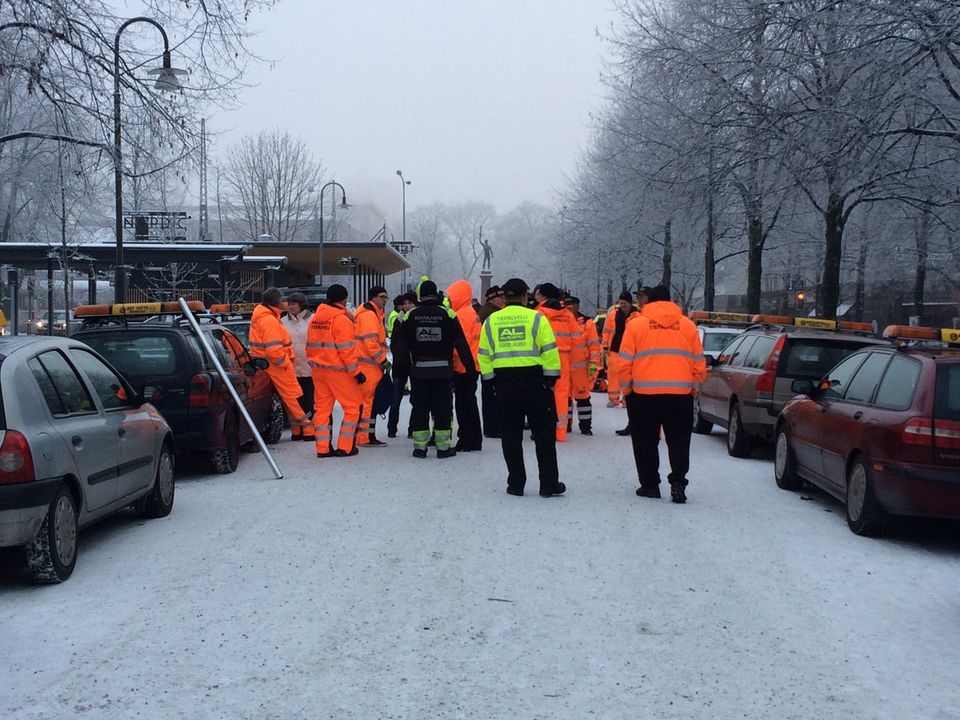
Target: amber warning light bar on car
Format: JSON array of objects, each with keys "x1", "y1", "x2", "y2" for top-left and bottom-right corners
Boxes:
[
  {"x1": 208, "y1": 303, "x2": 257, "y2": 314},
  {"x1": 690, "y1": 311, "x2": 753, "y2": 325},
  {"x1": 882, "y1": 325, "x2": 960, "y2": 346},
  {"x1": 750, "y1": 314, "x2": 874, "y2": 333},
  {"x1": 74, "y1": 301, "x2": 206, "y2": 317}
]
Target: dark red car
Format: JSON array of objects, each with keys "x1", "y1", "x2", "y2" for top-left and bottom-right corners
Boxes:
[{"x1": 774, "y1": 326, "x2": 960, "y2": 535}]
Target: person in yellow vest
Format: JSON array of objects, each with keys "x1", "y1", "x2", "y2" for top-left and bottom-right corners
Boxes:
[
  {"x1": 479, "y1": 278, "x2": 565, "y2": 497},
  {"x1": 248, "y1": 288, "x2": 313, "y2": 441},
  {"x1": 354, "y1": 285, "x2": 390, "y2": 447}
]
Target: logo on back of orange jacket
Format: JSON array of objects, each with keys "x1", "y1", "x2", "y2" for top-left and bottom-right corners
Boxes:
[{"x1": 498, "y1": 326, "x2": 526, "y2": 343}]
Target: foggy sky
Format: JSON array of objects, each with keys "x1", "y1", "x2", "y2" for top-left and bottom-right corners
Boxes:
[{"x1": 215, "y1": 0, "x2": 614, "y2": 221}]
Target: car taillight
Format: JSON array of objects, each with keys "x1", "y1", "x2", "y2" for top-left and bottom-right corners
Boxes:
[
  {"x1": 189, "y1": 373, "x2": 212, "y2": 408},
  {"x1": 0, "y1": 431, "x2": 36, "y2": 485},
  {"x1": 902, "y1": 417, "x2": 933, "y2": 446},
  {"x1": 934, "y1": 419, "x2": 960, "y2": 450},
  {"x1": 756, "y1": 335, "x2": 786, "y2": 399}
]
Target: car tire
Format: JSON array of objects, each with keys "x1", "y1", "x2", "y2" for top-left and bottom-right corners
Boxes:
[
  {"x1": 210, "y1": 412, "x2": 240, "y2": 474},
  {"x1": 692, "y1": 394, "x2": 713, "y2": 434},
  {"x1": 25, "y1": 483, "x2": 78, "y2": 584},
  {"x1": 846, "y1": 455, "x2": 884, "y2": 536},
  {"x1": 137, "y1": 442, "x2": 175, "y2": 518},
  {"x1": 264, "y1": 393, "x2": 285, "y2": 445},
  {"x1": 774, "y1": 426, "x2": 803, "y2": 490},
  {"x1": 726, "y1": 402, "x2": 753, "y2": 458}
]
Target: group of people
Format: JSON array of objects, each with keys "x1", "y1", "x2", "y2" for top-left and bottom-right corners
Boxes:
[{"x1": 246, "y1": 277, "x2": 706, "y2": 503}]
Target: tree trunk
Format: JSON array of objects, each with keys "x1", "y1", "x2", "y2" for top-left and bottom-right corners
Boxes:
[
  {"x1": 854, "y1": 242, "x2": 867, "y2": 323},
  {"x1": 819, "y1": 186, "x2": 844, "y2": 320},
  {"x1": 914, "y1": 205, "x2": 930, "y2": 320},
  {"x1": 704, "y1": 147, "x2": 716, "y2": 311},
  {"x1": 661, "y1": 219, "x2": 672, "y2": 289},
  {"x1": 745, "y1": 205, "x2": 763, "y2": 314}
]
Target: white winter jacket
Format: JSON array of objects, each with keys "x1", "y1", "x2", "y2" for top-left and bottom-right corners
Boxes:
[{"x1": 281, "y1": 309, "x2": 313, "y2": 377}]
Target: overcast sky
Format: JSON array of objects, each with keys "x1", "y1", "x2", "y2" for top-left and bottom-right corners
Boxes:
[{"x1": 215, "y1": 0, "x2": 615, "y2": 222}]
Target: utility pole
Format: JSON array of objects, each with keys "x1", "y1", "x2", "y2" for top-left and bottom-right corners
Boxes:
[{"x1": 199, "y1": 118, "x2": 209, "y2": 242}]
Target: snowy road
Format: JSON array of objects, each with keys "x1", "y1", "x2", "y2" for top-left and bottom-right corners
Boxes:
[{"x1": 2, "y1": 401, "x2": 959, "y2": 720}]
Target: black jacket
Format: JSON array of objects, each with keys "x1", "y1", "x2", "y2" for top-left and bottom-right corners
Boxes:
[{"x1": 395, "y1": 300, "x2": 475, "y2": 379}]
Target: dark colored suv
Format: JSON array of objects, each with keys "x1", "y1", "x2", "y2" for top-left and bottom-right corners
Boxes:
[
  {"x1": 696, "y1": 316, "x2": 888, "y2": 457},
  {"x1": 72, "y1": 308, "x2": 285, "y2": 473}
]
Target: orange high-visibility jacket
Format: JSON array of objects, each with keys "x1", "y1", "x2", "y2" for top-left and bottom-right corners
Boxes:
[
  {"x1": 447, "y1": 279, "x2": 480, "y2": 374},
  {"x1": 618, "y1": 301, "x2": 706, "y2": 395},
  {"x1": 354, "y1": 301, "x2": 387, "y2": 369},
  {"x1": 571, "y1": 313, "x2": 601, "y2": 371},
  {"x1": 249, "y1": 304, "x2": 293, "y2": 368},
  {"x1": 537, "y1": 301, "x2": 578, "y2": 353},
  {"x1": 307, "y1": 302, "x2": 362, "y2": 375}
]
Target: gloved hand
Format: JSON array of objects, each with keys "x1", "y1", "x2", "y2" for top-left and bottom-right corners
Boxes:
[
  {"x1": 588, "y1": 362, "x2": 598, "y2": 376},
  {"x1": 355, "y1": 372, "x2": 367, "y2": 385}
]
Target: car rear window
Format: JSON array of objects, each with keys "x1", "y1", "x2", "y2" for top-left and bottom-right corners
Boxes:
[
  {"x1": 703, "y1": 332, "x2": 741, "y2": 352},
  {"x1": 875, "y1": 355, "x2": 922, "y2": 410},
  {"x1": 934, "y1": 363, "x2": 960, "y2": 421},
  {"x1": 780, "y1": 339, "x2": 872, "y2": 380},
  {"x1": 80, "y1": 335, "x2": 179, "y2": 377}
]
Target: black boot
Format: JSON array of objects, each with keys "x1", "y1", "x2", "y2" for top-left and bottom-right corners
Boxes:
[
  {"x1": 615, "y1": 426, "x2": 631, "y2": 436},
  {"x1": 670, "y1": 482, "x2": 687, "y2": 504},
  {"x1": 636, "y1": 485, "x2": 661, "y2": 498}
]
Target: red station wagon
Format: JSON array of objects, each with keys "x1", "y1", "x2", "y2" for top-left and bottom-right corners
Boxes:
[{"x1": 774, "y1": 325, "x2": 960, "y2": 535}]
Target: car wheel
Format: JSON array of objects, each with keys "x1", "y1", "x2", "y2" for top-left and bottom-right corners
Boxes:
[
  {"x1": 210, "y1": 412, "x2": 240, "y2": 474},
  {"x1": 137, "y1": 442, "x2": 175, "y2": 518},
  {"x1": 25, "y1": 483, "x2": 78, "y2": 584},
  {"x1": 264, "y1": 393, "x2": 285, "y2": 445},
  {"x1": 774, "y1": 426, "x2": 803, "y2": 490},
  {"x1": 726, "y1": 402, "x2": 753, "y2": 458},
  {"x1": 692, "y1": 394, "x2": 713, "y2": 434},
  {"x1": 846, "y1": 455, "x2": 884, "y2": 536}
]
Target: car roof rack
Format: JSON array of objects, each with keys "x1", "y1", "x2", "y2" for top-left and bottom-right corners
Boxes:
[
  {"x1": 749, "y1": 314, "x2": 877, "y2": 335},
  {"x1": 882, "y1": 324, "x2": 960, "y2": 349},
  {"x1": 74, "y1": 301, "x2": 207, "y2": 327}
]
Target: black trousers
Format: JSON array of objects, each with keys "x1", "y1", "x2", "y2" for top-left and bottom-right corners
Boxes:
[
  {"x1": 625, "y1": 393, "x2": 694, "y2": 488},
  {"x1": 568, "y1": 397, "x2": 592, "y2": 432},
  {"x1": 387, "y1": 367, "x2": 410, "y2": 435},
  {"x1": 481, "y1": 379, "x2": 500, "y2": 438},
  {"x1": 296, "y1": 376, "x2": 314, "y2": 416},
  {"x1": 496, "y1": 372, "x2": 559, "y2": 493},
  {"x1": 410, "y1": 377, "x2": 453, "y2": 433},
  {"x1": 453, "y1": 373, "x2": 483, "y2": 450}
]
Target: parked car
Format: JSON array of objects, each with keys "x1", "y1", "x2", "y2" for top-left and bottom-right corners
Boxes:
[
  {"x1": 72, "y1": 302, "x2": 285, "y2": 474},
  {"x1": 695, "y1": 315, "x2": 888, "y2": 456},
  {"x1": 690, "y1": 313, "x2": 752, "y2": 363},
  {"x1": 0, "y1": 335, "x2": 175, "y2": 583},
  {"x1": 207, "y1": 303, "x2": 256, "y2": 349},
  {"x1": 774, "y1": 324, "x2": 960, "y2": 535}
]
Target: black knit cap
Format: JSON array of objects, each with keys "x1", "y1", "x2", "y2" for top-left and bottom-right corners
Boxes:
[
  {"x1": 484, "y1": 285, "x2": 502, "y2": 299},
  {"x1": 647, "y1": 285, "x2": 671, "y2": 302},
  {"x1": 401, "y1": 291, "x2": 418, "y2": 304},
  {"x1": 326, "y1": 284, "x2": 348, "y2": 303},
  {"x1": 538, "y1": 282, "x2": 560, "y2": 300},
  {"x1": 502, "y1": 278, "x2": 529, "y2": 296},
  {"x1": 367, "y1": 285, "x2": 387, "y2": 300},
  {"x1": 419, "y1": 280, "x2": 438, "y2": 300},
  {"x1": 618, "y1": 290, "x2": 633, "y2": 302}
]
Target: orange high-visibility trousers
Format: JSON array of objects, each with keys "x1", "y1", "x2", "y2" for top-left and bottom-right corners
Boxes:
[
  {"x1": 312, "y1": 369, "x2": 362, "y2": 454},
  {"x1": 357, "y1": 365, "x2": 384, "y2": 444},
  {"x1": 266, "y1": 363, "x2": 314, "y2": 439},
  {"x1": 554, "y1": 353, "x2": 571, "y2": 442},
  {"x1": 606, "y1": 352, "x2": 625, "y2": 406}
]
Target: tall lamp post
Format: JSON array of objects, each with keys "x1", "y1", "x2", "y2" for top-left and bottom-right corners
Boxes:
[
  {"x1": 396, "y1": 170, "x2": 411, "y2": 290},
  {"x1": 559, "y1": 205, "x2": 567, "y2": 290},
  {"x1": 114, "y1": 17, "x2": 186, "y2": 304},
  {"x1": 318, "y1": 181, "x2": 348, "y2": 287}
]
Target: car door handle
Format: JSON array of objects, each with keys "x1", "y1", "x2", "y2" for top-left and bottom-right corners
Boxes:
[
  {"x1": 853, "y1": 411, "x2": 863, "y2": 420},
  {"x1": 72, "y1": 435, "x2": 82, "y2": 447}
]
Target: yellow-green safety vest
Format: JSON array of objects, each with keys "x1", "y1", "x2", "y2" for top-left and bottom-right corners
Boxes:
[{"x1": 478, "y1": 304, "x2": 561, "y2": 380}]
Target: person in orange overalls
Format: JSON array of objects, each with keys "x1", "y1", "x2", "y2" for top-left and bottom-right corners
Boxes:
[
  {"x1": 307, "y1": 284, "x2": 366, "y2": 458},
  {"x1": 248, "y1": 288, "x2": 314, "y2": 441},
  {"x1": 354, "y1": 285, "x2": 390, "y2": 447},
  {"x1": 602, "y1": 291, "x2": 637, "y2": 408},
  {"x1": 564, "y1": 296, "x2": 601, "y2": 436},
  {"x1": 534, "y1": 282, "x2": 578, "y2": 442},
  {"x1": 447, "y1": 279, "x2": 483, "y2": 451}
]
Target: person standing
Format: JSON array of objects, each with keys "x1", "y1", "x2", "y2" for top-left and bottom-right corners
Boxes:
[
  {"x1": 280, "y1": 291, "x2": 314, "y2": 440},
  {"x1": 387, "y1": 291, "x2": 417, "y2": 438},
  {"x1": 249, "y1": 288, "x2": 314, "y2": 442},
  {"x1": 616, "y1": 287, "x2": 652, "y2": 436},
  {"x1": 602, "y1": 291, "x2": 638, "y2": 409},
  {"x1": 479, "y1": 278, "x2": 565, "y2": 498},
  {"x1": 534, "y1": 282, "x2": 578, "y2": 442},
  {"x1": 395, "y1": 281, "x2": 475, "y2": 459},
  {"x1": 619, "y1": 285, "x2": 706, "y2": 503},
  {"x1": 447, "y1": 279, "x2": 483, "y2": 452},
  {"x1": 478, "y1": 285, "x2": 506, "y2": 439},
  {"x1": 307, "y1": 284, "x2": 366, "y2": 458},
  {"x1": 354, "y1": 285, "x2": 390, "y2": 447},
  {"x1": 564, "y1": 296, "x2": 600, "y2": 436},
  {"x1": 386, "y1": 295, "x2": 404, "y2": 339}
]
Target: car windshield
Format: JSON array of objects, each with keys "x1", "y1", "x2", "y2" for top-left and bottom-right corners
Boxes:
[
  {"x1": 703, "y1": 332, "x2": 741, "y2": 352},
  {"x1": 780, "y1": 339, "x2": 874, "y2": 380},
  {"x1": 80, "y1": 335, "x2": 178, "y2": 378},
  {"x1": 934, "y1": 363, "x2": 960, "y2": 421}
]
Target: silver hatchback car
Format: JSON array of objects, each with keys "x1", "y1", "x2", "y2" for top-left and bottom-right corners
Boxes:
[{"x1": 0, "y1": 336, "x2": 175, "y2": 583}]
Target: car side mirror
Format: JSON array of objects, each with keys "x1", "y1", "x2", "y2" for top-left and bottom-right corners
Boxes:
[
  {"x1": 244, "y1": 358, "x2": 269, "y2": 375},
  {"x1": 140, "y1": 385, "x2": 162, "y2": 403},
  {"x1": 791, "y1": 379, "x2": 815, "y2": 396}
]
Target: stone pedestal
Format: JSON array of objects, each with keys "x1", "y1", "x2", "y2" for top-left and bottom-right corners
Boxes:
[{"x1": 480, "y1": 270, "x2": 492, "y2": 299}]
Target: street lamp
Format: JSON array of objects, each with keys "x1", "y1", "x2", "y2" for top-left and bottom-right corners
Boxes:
[
  {"x1": 396, "y1": 170, "x2": 411, "y2": 289},
  {"x1": 114, "y1": 17, "x2": 186, "y2": 304},
  {"x1": 559, "y1": 205, "x2": 567, "y2": 290},
  {"x1": 318, "y1": 181, "x2": 348, "y2": 287}
]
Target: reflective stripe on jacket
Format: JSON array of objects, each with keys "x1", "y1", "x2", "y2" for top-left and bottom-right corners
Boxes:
[
  {"x1": 249, "y1": 304, "x2": 293, "y2": 368},
  {"x1": 307, "y1": 302, "x2": 361, "y2": 374},
  {"x1": 617, "y1": 301, "x2": 706, "y2": 395},
  {"x1": 478, "y1": 304, "x2": 561, "y2": 381},
  {"x1": 354, "y1": 302, "x2": 387, "y2": 368},
  {"x1": 536, "y1": 301, "x2": 578, "y2": 355},
  {"x1": 571, "y1": 314, "x2": 601, "y2": 370}
]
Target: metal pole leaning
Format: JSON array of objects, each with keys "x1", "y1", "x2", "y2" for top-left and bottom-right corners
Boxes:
[{"x1": 177, "y1": 298, "x2": 284, "y2": 479}]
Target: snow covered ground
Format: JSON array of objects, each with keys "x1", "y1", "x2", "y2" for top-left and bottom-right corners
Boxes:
[{"x1": 2, "y1": 400, "x2": 959, "y2": 720}]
